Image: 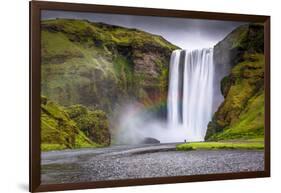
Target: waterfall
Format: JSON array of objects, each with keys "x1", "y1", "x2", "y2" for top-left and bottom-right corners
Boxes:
[{"x1": 167, "y1": 48, "x2": 214, "y2": 142}]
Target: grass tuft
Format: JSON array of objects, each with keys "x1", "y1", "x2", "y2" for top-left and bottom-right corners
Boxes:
[{"x1": 176, "y1": 140, "x2": 264, "y2": 151}]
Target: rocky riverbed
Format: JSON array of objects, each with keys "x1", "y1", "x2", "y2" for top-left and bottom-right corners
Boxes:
[{"x1": 41, "y1": 143, "x2": 264, "y2": 184}]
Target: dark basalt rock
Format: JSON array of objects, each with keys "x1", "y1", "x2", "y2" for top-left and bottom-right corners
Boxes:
[{"x1": 141, "y1": 137, "x2": 160, "y2": 144}]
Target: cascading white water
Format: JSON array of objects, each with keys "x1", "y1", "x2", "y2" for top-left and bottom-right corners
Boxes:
[
  {"x1": 167, "y1": 48, "x2": 214, "y2": 142},
  {"x1": 167, "y1": 50, "x2": 181, "y2": 128}
]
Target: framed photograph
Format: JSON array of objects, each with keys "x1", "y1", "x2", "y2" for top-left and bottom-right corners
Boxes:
[{"x1": 30, "y1": 1, "x2": 270, "y2": 192}]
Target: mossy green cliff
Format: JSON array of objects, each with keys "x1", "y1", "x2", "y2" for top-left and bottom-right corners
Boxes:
[
  {"x1": 41, "y1": 19, "x2": 178, "y2": 150},
  {"x1": 41, "y1": 19, "x2": 178, "y2": 112},
  {"x1": 205, "y1": 24, "x2": 265, "y2": 141}
]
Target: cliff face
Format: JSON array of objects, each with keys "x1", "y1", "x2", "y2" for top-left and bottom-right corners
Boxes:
[
  {"x1": 41, "y1": 19, "x2": 179, "y2": 150},
  {"x1": 41, "y1": 19, "x2": 178, "y2": 113},
  {"x1": 206, "y1": 24, "x2": 265, "y2": 141}
]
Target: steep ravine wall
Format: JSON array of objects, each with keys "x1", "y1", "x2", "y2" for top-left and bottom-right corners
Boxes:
[
  {"x1": 41, "y1": 19, "x2": 179, "y2": 114},
  {"x1": 206, "y1": 23, "x2": 265, "y2": 141},
  {"x1": 41, "y1": 19, "x2": 179, "y2": 149}
]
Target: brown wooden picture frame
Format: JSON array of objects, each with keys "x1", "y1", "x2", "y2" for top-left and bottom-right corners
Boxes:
[{"x1": 30, "y1": 1, "x2": 270, "y2": 192}]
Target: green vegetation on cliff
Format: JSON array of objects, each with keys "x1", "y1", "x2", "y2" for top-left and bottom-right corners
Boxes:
[
  {"x1": 41, "y1": 19, "x2": 178, "y2": 112},
  {"x1": 206, "y1": 24, "x2": 265, "y2": 141},
  {"x1": 41, "y1": 96, "x2": 110, "y2": 151},
  {"x1": 66, "y1": 105, "x2": 111, "y2": 146}
]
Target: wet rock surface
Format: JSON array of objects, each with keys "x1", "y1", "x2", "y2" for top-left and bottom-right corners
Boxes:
[{"x1": 140, "y1": 137, "x2": 160, "y2": 144}]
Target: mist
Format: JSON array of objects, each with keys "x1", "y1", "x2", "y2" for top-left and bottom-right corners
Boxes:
[{"x1": 111, "y1": 101, "x2": 188, "y2": 144}]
